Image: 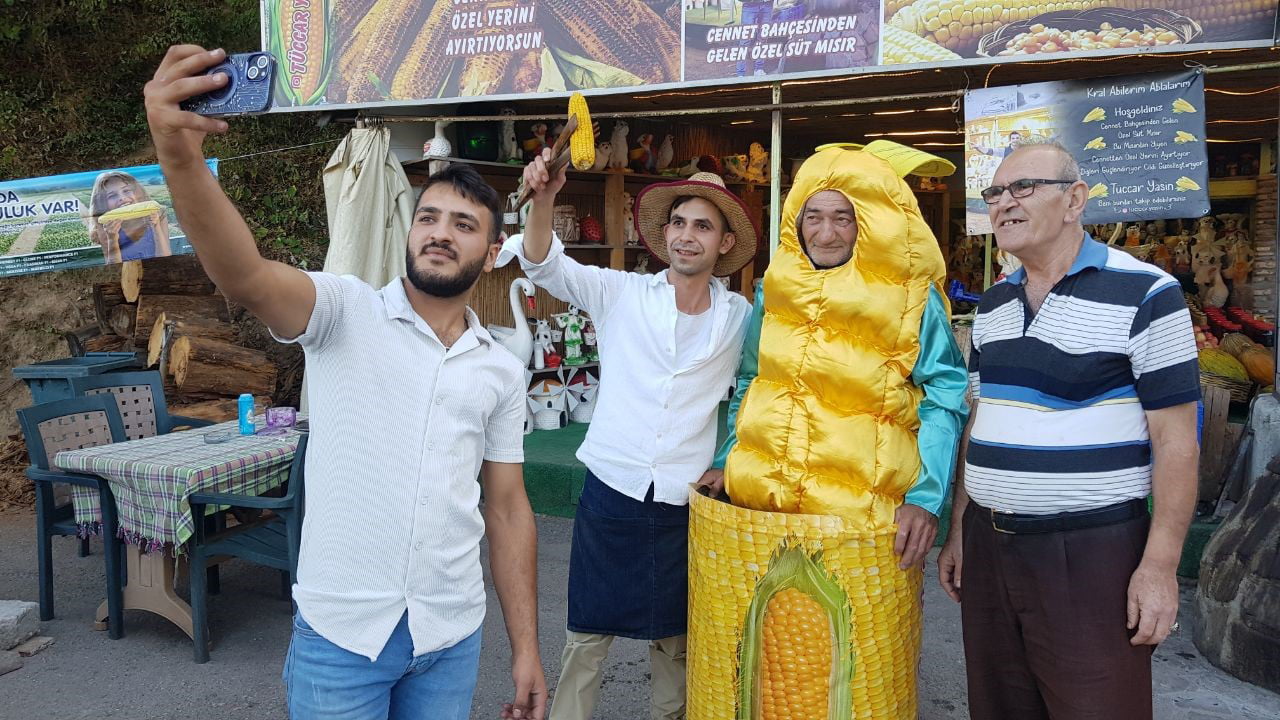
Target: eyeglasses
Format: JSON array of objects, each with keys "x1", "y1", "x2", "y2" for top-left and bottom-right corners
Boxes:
[{"x1": 980, "y1": 178, "x2": 1074, "y2": 204}]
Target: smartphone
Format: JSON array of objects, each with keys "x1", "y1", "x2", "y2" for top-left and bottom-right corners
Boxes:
[{"x1": 181, "y1": 52, "x2": 276, "y2": 117}]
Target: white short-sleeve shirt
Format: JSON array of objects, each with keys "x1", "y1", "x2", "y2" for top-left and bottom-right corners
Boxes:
[{"x1": 276, "y1": 272, "x2": 526, "y2": 661}]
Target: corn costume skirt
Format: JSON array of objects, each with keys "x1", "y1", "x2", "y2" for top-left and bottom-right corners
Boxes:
[{"x1": 687, "y1": 490, "x2": 923, "y2": 720}]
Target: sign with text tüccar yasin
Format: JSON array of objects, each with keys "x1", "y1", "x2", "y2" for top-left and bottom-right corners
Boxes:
[
  {"x1": 963, "y1": 69, "x2": 1208, "y2": 235},
  {"x1": 0, "y1": 162, "x2": 217, "y2": 279}
]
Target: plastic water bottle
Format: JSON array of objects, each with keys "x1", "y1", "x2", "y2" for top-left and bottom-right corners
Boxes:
[{"x1": 238, "y1": 394, "x2": 255, "y2": 436}]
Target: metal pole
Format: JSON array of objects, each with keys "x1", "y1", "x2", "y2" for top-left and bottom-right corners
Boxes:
[{"x1": 770, "y1": 83, "x2": 783, "y2": 258}]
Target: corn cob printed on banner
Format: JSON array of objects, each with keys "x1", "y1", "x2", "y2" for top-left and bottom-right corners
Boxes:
[
  {"x1": 963, "y1": 69, "x2": 1209, "y2": 234},
  {"x1": 264, "y1": 0, "x2": 682, "y2": 106},
  {"x1": 687, "y1": 490, "x2": 923, "y2": 720},
  {"x1": 0, "y1": 162, "x2": 214, "y2": 279},
  {"x1": 883, "y1": 0, "x2": 1278, "y2": 63}
]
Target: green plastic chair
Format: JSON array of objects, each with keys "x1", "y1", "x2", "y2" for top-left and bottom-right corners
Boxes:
[
  {"x1": 187, "y1": 433, "x2": 308, "y2": 663},
  {"x1": 15, "y1": 395, "x2": 128, "y2": 638},
  {"x1": 67, "y1": 370, "x2": 214, "y2": 440}
]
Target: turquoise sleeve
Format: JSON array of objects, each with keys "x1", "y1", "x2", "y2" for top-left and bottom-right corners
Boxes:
[
  {"x1": 712, "y1": 282, "x2": 764, "y2": 469},
  {"x1": 903, "y1": 286, "x2": 971, "y2": 515}
]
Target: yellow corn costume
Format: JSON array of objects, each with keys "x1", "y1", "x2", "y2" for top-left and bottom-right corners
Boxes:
[
  {"x1": 689, "y1": 145, "x2": 959, "y2": 720},
  {"x1": 727, "y1": 147, "x2": 947, "y2": 526}
]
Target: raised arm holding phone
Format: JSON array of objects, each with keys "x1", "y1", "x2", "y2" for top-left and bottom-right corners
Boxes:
[{"x1": 145, "y1": 45, "x2": 546, "y2": 720}]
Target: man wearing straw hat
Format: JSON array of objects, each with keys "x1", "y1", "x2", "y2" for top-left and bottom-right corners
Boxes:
[{"x1": 507, "y1": 149, "x2": 756, "y2": 720}]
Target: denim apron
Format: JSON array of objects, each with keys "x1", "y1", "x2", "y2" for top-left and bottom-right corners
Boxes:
[{"x1": 566, "y1": 471, "x2": 689, "y2": 640}]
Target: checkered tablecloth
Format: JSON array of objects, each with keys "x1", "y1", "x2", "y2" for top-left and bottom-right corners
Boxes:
[{"x1": 55, "y1": 417, "x2": 303, "y2": 552}]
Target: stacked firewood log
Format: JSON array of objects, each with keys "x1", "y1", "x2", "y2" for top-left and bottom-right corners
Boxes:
[{"x1": 70, "y1": 255, "x2": 276, "y2": 422}]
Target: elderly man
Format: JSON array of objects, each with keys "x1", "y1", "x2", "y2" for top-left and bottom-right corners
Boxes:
[
  {"x1": 708, "y1": 145, "x2": 969, "y2": 718},
  {"x1": 938, "y1": 141, "x2": 1200, "y2": 719}
]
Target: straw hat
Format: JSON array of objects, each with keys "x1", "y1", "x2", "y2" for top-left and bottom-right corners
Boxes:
[{"x1": 633, "y1": 172, "x2": 759, "y2": 277}]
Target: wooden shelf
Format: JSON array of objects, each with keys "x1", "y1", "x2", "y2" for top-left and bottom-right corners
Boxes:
[{"x1": 404, "y1": 156, "x2": 684, "y2": 184}]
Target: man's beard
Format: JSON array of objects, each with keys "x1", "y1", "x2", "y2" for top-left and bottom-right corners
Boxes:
[{"x1": 405, "y1": 244, "x2": 487, "y2": 298}]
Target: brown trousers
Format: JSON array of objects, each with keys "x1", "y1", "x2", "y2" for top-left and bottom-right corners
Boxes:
[{"x1": 960, "y1": 502, "x2": 1155, "y2": 720}]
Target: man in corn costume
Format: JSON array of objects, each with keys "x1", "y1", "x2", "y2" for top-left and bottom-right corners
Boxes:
[{"x1": 692, "y1": 143, "x2": 969, "y2": 720}]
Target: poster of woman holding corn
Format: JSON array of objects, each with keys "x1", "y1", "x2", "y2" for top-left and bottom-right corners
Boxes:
[{"x1": 87, "y1": 170, "x2": 172, "y2": 264}]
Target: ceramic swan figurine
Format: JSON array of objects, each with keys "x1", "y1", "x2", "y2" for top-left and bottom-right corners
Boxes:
[
  {"x1": 423, "y1": 120, "x2": 452, "y2": 158},
  {"x1": 487, "y1": 278, "x2": 536, "y2": 367}
]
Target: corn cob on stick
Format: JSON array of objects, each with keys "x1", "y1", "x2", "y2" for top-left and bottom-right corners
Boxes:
[
  {"x1": 540, "y1": 0, "x2": 671, "y2": 84},
  {"x1": 1088, "y1": 182, "x2": 1109, "y2": 199},
  {"x1": 337, "y1": 0, "x2": 436, "y2": 102},
  {"x1": 1083, "y1": 107, "x2": 1106, "y2": 122},
  {"x1": 1174, "y1": 131, "x2": 1198, "y2": 143},
  {"x1": 1084, "y1": 137, "x2": 1106, "y2": 150},
  {"x1": 459, "y1": 53, "x2": 512, "y2": 97},
  {"x1": 736, "y1": 545, "x2": 853, "y2": 720},
  {"x1": 388, "y1": 1, "x2": 457, "y2": 100},
  {"x1": 1172, "y1": 98, "x2": 1197, "y2": 113},
  {"x1": 567, "y1": 93, "x2": 596, "y2": 170},
  {"x1": 882, "y1": 24, "x2": 963, "y2": 63}
]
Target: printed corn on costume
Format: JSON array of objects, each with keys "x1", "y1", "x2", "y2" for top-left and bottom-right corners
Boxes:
[{"x1": 688, "y1": 145, "x2": 969, "y2": 719}]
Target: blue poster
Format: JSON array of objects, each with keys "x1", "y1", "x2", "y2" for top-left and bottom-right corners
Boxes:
[
  {"x1": 964, "y1": 70, "x2": 1209, "y2": 234},
  {"x1": 0, "y1": 160, "x2": 218, "y2": 279}
]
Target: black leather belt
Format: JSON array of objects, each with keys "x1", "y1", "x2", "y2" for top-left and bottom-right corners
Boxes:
[{"x1": 973, "y1": 498, "x2": 1148, "y2": 535}]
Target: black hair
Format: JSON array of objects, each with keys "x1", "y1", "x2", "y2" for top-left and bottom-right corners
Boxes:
[
  {"x1": 417, "y1": 163, "x2": 504, "y2": 243},
  {"x1": 670, "y1": 195, "x2": 729, "y2": 233}
]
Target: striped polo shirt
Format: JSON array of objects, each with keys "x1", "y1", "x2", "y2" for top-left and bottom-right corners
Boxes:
[{"x1": 966, "y1": 235, "x2": 1200, "y2": 514}]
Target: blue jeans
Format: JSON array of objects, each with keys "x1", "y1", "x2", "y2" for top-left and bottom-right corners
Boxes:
[
  {"x1": 736, "y1": 2, "x2": 774, "y2": 76},
  {"x1": 283, "y1": 612, "x2": 482, "y2": 720}
]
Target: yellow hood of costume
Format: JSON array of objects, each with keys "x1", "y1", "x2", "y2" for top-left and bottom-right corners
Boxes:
[{"x1": 724, "y1": 146, "x2": 949, "y2": 529}]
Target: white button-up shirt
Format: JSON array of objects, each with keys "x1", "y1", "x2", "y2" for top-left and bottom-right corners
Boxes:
[
  {"x1": 275, "y1": 273, "x2": 525, "y2": 661},
  {"x1": 503, "y1": 235, "x2": 750, "y2": 505}
]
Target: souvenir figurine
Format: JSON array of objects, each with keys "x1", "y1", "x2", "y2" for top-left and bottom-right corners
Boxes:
[
  {"x1": 746, "y1": 142, "x2": 769, "y2": 184},
  {"x1": 499, "y1": 108, "x2": 521, "y2": 164},
  {"x1": 656, "y1": 134, "x2": 674, "y2": 170},
  {"x1": 622, "y1": 191, "x2": 639, "y2": 246},
  {"x1": 583, "y1": 319, "x2": 599, "y2": 362},
  {"x1": 591, "y1": 141, "x2": 611, "y2": 171},
  {"x1": 608, "y1": 121, "x2": 630, "y2": 170},
  {"x1": 523, "y1": 122, "x2": 549, "y2": 160},
  {"x1": 630, "y1": 133, "x2": 657, "y2": 174},
  {"x1": 555, "y1": 308, "x2": 587, "y2": 366}
]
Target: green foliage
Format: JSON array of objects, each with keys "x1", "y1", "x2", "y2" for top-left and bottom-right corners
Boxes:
[
  {"x1": 0, "y1": 229, "x2": 16, "y2": 254},
  {"x1": 0, "y1": 0, "x2": 340, "y2": 266},
  {"x1": 33, "y1": 220, "x2": 93, "y2": 253}
]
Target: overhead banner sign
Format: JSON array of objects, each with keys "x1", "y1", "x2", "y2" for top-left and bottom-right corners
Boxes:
[
  {"x1": 0, "y1": 162, "x2": 217, "y2": 279},
  {"x1": 264, "y1": 0, "x2": 1276, "y2": 109},
  {"x1": 268, "y1": 0, "x2": 682, "y2": 107},
  {"x1": 963, "y1": 69, "x2": 1209, "y2": 234}
]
